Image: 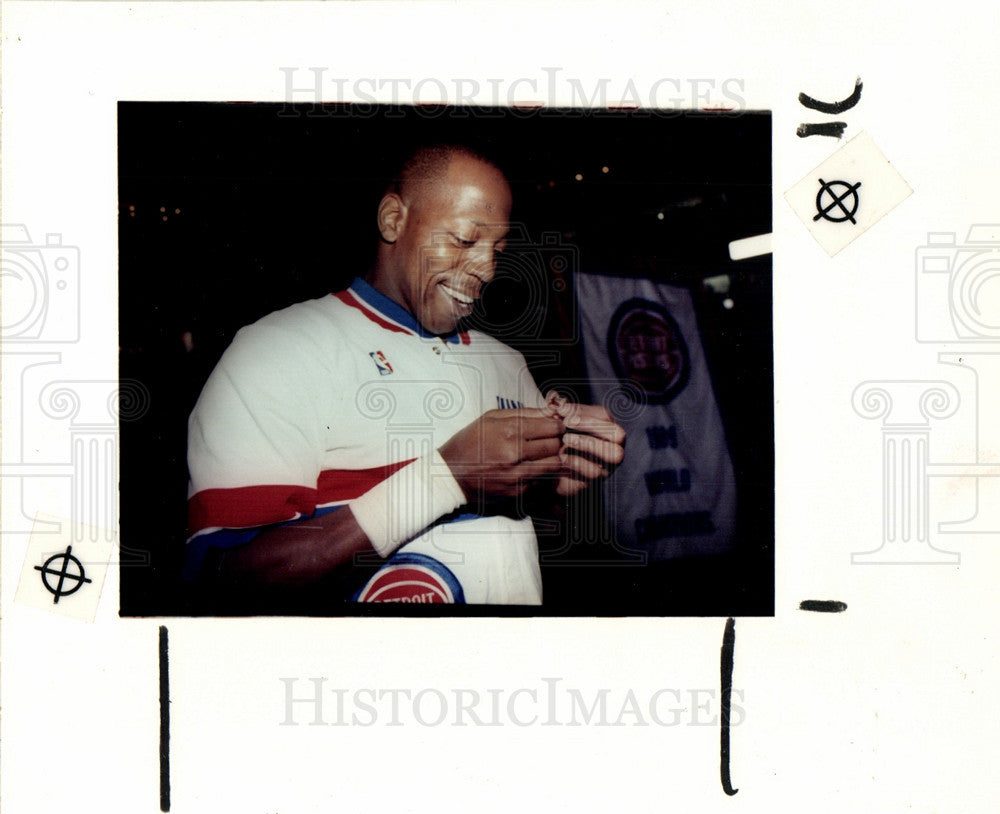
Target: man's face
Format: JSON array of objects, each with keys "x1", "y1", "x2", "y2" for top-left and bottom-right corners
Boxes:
[{"x1": 381, "y1": 155, "x2": 512, "y2": 336}]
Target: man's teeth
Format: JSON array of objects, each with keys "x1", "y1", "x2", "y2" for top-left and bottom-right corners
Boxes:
[{"x1": 441, "y1": 285, "x2": 473, "y2": 305}]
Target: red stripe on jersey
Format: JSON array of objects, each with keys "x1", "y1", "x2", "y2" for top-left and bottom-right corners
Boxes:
[
  {"x1": 459, "y1": 331, "x2": 471, "y2": 345},
  {"x1": 187, "y1": 458, "x2": 418, "y2": 535},
  {"x1": 188, "y1": 484, "x2": 315, "y2": 536},
  {"x1": 333, "y1": 289, "x2": 414, "y2": 336},
  {"x1": 315, "y1": 458, "x2": 416, "y2": 503}
]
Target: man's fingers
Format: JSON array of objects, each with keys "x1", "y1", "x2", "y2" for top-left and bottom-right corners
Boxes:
[
  {"x1": 522, "y1": 437, "x2": 563, "y2": 461},
  {"x1": 562, "y1": 431, "x2": 625, "y2": 466},
  {"x1": 541, "y1": 390, "x2": 566, "y2": 418},
  {"x1": 568, "y1": 416, "x2": 625, "y2": 444},
  {"x1": 557, "y1": 403, "x2": 626, "y2": 444},
  {"x1": 559, "y1": 451, "x2": 608, "y2": 481},
  {"x1": 500, "y1": 407, "x2": 556, "y2": 419},
  {"x1": 556, "y1": 476, "x2": 589, "y2": 497},
  {"x1": 512, "y1": 455, "x2": 563, "y2": 479},
  {"x1": 500, "y1": 411, "x2": 565, "y2": 440}
]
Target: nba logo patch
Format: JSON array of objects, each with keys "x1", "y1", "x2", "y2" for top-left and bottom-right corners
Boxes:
[
  {"x1": 369, "y1": 350, "x2": 393, "y2": 376},
  {"x1": 355, "y1": 552, "x2": 465, "y2": 604}
]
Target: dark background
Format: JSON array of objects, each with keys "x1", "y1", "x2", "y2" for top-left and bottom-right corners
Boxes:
[{"x1": 119, "y1": 102, "x2": 772, "y2": 617}]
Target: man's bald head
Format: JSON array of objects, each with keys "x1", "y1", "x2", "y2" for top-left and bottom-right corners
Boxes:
[{"x1": 389, "y1": 144, "x2": 505, "y2": 209}]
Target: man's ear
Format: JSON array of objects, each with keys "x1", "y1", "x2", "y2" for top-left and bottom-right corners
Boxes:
[{"x1": 377, "y1": 193, "x2": 407, "y2": 243}]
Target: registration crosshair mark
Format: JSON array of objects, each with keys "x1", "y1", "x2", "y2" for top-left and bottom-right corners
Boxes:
[
  {"x1": 34, "y1": 545, "x2": 92, "y2": 604},
  {"x1": 813, "y1": 178, "x2": 862, "y2": 224}
]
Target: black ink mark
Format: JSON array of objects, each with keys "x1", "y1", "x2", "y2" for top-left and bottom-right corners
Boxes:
[
  {"x1": 34, "y1": 545, "x2": 92, "y2": 604},
  {"x1": 159, "y1": 626, "x2": 171, "y2": 812},
  {"x1": 799, "y1": 77, "x2": 863, "y2": 113},
  {"x1": 796, "y1": 122, "x2": 847, "y2": 139},
  {"x1": 720, "y1": 617, "x2": 738, "y2": 796},
  {"x1": 799, "y1": 599, "x2": 848, "y2": 613},
  {"x1": 813, "y1": 179, "x2": 862, "y2": 224}
]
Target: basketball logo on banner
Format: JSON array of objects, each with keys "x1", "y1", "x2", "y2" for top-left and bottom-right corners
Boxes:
[{"x1": 607, "y1": 298, "x2": 690, "y2": 404}]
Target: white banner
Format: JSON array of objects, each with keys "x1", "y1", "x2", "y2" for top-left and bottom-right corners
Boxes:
[{"x1": 576, "y1": 272, "x2": 737, "y2": 560}]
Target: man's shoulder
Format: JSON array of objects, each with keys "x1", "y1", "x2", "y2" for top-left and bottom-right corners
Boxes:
[
  {"x1": 251, "y1": 292, "x2": 347, "y2": 329},
  {"x1": 233, "y1": 293, "x2": 356, "y2": 345},
  {"x1": 210, "y1": 295, "x2": 360, "y2": 378},
  {"x1": 463, "y1": 330, "x2": 531, "y2": 368},
  {"x1": 462, "y1": 329, "x2": 522, "y2": 357}
]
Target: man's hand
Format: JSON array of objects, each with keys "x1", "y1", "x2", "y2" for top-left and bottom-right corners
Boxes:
[
  {"x1": 438, "y1": 408, "x2": 565, "y2": 503},
  {"x1": 542, "y1": 391, "x2": 626, "y2": 497}
]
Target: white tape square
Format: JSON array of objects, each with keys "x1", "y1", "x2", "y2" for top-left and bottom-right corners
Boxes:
[
  {"x1": 14, "y1": 513, "x2": 114, "y2": 622},
  {"x1": 784, "y1": 131, "x2": 912, "y2": 256}
]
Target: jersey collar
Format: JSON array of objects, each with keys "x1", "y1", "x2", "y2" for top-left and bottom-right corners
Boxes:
[{"x1": 346, "y1": 277, "x2": 467, "y2": 345}]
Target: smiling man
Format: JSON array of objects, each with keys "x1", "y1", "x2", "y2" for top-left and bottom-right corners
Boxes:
[
  {"x1": 371, "y1": 146, "x2": 512, "y2": 334},
  {"x1": 185, "y1": 144, "x2": 625, "y2": 608}
]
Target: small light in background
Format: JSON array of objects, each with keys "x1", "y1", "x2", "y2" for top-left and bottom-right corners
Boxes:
[
  {"x1": 174, "y1": 208, "x2": 181, "y2": 215},
  {"x1": 601, "y1": 165, "x2": 610, "y2": 174},
  {"x1": 548, "y1": 180, "x2": 556, "y2": 188},
  {"x1": 723, "y1": 298, "x2": 735, "y2": 310},
  {"x1": 574, "y1": 173, "x2": 583, "y2": 182},
  {"x1": 159, "y1": 206, "x2": 166, "y2": 213},
  {"x1": 702, "y1": 274, "x2": 731, "y2": 295},
  {"x1": 656, "y1": 211, "x2": 665, "y2": 221},
  {"x1": 728, "y1": 232, "x2": 772, "y2": 261}
]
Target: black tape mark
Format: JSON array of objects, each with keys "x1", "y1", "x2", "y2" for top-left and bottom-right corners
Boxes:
[
  {"x1": 796, "y1": 122, "x2": 848, "y2": 139},
  {"x1": 159, "y1": 625, "x2": 171, "y2": 812},
  {"x1": 799, "y1": 599, "x2": 848, "y2": 613},
  {"x1": 720, "y1": 617, "x2": 739, "y2": 796},
  {"x1": 798, "y1": 77, "x2": 863, "y2": 114}
]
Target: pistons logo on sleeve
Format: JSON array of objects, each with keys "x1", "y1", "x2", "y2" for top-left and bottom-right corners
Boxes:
[
  {"x1": 355, "y1": 552, "x2": 466, "y2": 604},
  {"x1": 608, "y1": 298, "x2": 690, "y2": 404}
]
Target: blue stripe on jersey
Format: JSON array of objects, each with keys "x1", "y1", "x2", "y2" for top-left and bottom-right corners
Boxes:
[
  {"x1": 448, "y1": 511, "x2": 484, "y2": 523},
  {"x1": 182, "y1": 504, "x2": 345, "y2": 583},
  {"x1": 349, "y1": 277, "x2": 464, "y2": 345}
]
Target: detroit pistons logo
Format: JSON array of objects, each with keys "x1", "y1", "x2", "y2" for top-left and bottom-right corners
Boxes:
[
  {"x1": 356, "y1": 552, "x2": 466, "y2": 604},
  {"x1": 608, "y1": 298, "x2": 690, "y2": 404}
]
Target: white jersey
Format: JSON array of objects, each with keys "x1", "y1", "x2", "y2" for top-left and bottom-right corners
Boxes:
[{"x1": 187, "y1": 277, "x2": 545, "y2": 605}]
